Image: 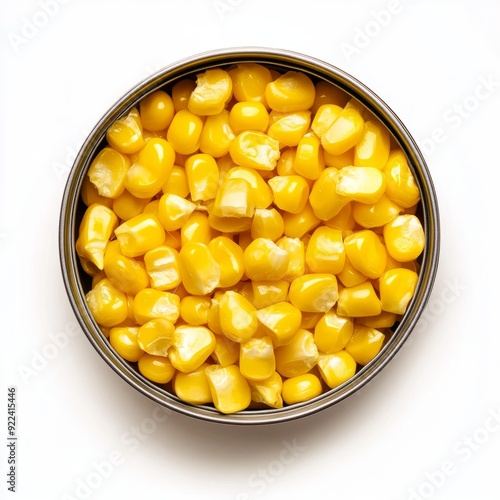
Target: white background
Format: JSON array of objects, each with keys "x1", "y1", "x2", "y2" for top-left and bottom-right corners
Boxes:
[{"x1": 1, "y1": 0, "x2": 499, "y2": 499}]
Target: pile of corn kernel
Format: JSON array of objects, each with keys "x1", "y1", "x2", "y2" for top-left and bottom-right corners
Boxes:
[{"x1": 76, "y1": 63, "x2": 424, "y2": 414}]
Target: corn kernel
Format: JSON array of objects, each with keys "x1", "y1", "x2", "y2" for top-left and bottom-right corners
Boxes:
[
  {"x1": 168, "y1": 325, "x2": 216, "y2": 373},
  {"x1": 106, "y1": 108, "x2": 144, "y2": 155},
  {"x1": 293, "y1": 133, "x2": 325, "y2": 180},
  {"x1": 103, "y1": 248, "x2": 149, "y2": 295},
  {"x1": 384, "y1": 214, "x2": 425, "y2": 262},
  {"x1": 157, "y1": 193, "x2": 196, "y2": 232},
  {"x1": 300, "y1": 311, "x2": 323, "y2": 330},
  {"x1": 88, "y1": 147, "x2": 129, "y2": 199},
  {"x1": 379, "y1": 268, "x2": 418, "y2": 314},
  {"x1": 211, "y1": 335, "x2": 240, "y2": 367},
  {"x1": 181, "y1": 212, "x2": 213, "y2": 246},
  {"x1": 337, "y1": 281, "x2": 381, "y2": 317},
  {"x1": 179, "y1": 242, "x2": 220, "y2": 295},
  {"x1": 282, "y1": 202, "x2": 321, "y2": 238},
  {"x1": 199, "y1": 110, "x2": 235, "y2": 158},
  {"x1": 383, "y1": 149, "x2": 420, "y2": 208},
  {"x1": 139, "y1": 90, "x2": 174, "y2": 132},
  {"x1": 314, "y1": 311, "x2": 353, "y2": 353},
  {"x1": 251, "y1": 280, "x2": 289, "y2": 310},
  {"x1": 224, "y1": 166, "x2": 273, "y2": 209},
  {"x1": 275, "y1": 329, "x2": 319, "y2": 377},
  {"x1": 335, "y1": 166, "x2": 386, "y2": 204},
  {"x1": 124, "y1": 138, "x2": 175, "y2": 199},
  {"x1": 109, "y1": 326, "x2": 143, "y2": 362},
  {"x1": 323, "y1": 147, "x2": 355, "y2": 169},
  {"x1": 229, "y1": 101, "x2": 269, "y2": 134},
  {"x1": 357, "y1": 310, "x2": 397, "y2": 329},
  {"x1": 81, "y1": 175, "x2": 114, "y2": 208},
  {"x1": 205, "y1": 364, "x2": 251, "y2": 414},
  {"x1": 173, "y1": 362, "x2": 213, "y2": 404},
  {"x1": 352, "y1": 194, "x2": 401, "y2": 229},
  {"x1": 229, "y1": 63, "x2": 273, "y2": 105},
  {"x1": 180, "y1": 295, "x2": 212, "y2": 325},
  {"x1": 142, "y1": 199, "x2": 160, "y2": 217},
  {"x1": 311, "y1": 81, "x2": 350, "y2": 112},
  {"x1": 345, "y1": 325, "x2": 385, "y2": 365},
  {"x1": 322, "y1": 107, "x2": 364, "y2": 155},
  {"x1": 309, "y1": 167, "x2": 350, "y2": 221},
  {"x1": 240, "y1": 336, "x2": 275, "y2": 381},
  {"x1": 78, "y1": 203, "x2": 118, "y2": 270},
  {"x1": 336, "y1": 256, "x2": 368, "y2": 288},
  {"x1": 324, "y1": 202, "x2": 356, "y2": 232},
  {"x1": 138, "y1": 353, "x2": 175, "y2": 384},
  {"x1": 243, "y1": 237, "x2": 289, "y2": 281},
  {"x1": 188, "y1": 68, "x2": 233, "y2": 116},
  {"x1": 219, "y1": 291, "x2": 258, "y2": 343},
  {"x1": 185, "y1": 153, "x2": 219, "y2": 201},
  {"x1": 143, "y1": 246, "x2": 181, "y2": 290},
  {"x1": 276, "y1": 147, "x2": 297, "y2": 176},
  {"x1": 344, "y1": 229, "x2": 387, "y2": 279},
  {"x1": 115, "y1": 214, "x2": 165, "y2": 258},
  {"x1": 172, "y1": 79, "x2": 197, "y2": 112},
  {"x1": 289, "y1": 273, "x2": 339, "y2": 313},
  {"x1": 229, "y1": 131, "x2": 280, "y2": 171},
  {"x1": 166, "y1": 109, "x2": 204, "y2": 155},
  {"x1": 248, "y1": 372, "x2": 283, "y2": 409},
  {"x1": 265, "y1": 71, "x2": 315, "y2": 112},
  {"x1": 162, "y1": 166, "x2": 189, "y2": 198},
  {"x1": 267, "y1": 111, "x2": 311, "y2": 147},
  {"x1": 133, "y1": 288, "x2": 180, "y2": 325},
  {"x1": 137, "y1": 318, "x2": 174, "y2": 356},
  {"x1": 86, "y1": 278, "x2": 129, "y2": 327},
  {"x1": 256, "y1": 302, "x2": 302, "y2": 347},
  {"x1": 354, "y1": 119, "x2": 391, "y2": 169},
  {"x1": 213, "y1": 177, "x2": 254, "y2": 218},
  {"x1": 250, "y1": 208, "x2": 284, "y2": 242},
  {"x1": 317, "y1": 351, "x2": 357, "y2": 388},
  {"x1": 268, "y1": 175, "x2": 310, "y2": 214},
  {"x1": 282, "y1": 374, "x2": 322, "y2": 405},
  {"x1": 112, "y1": 190, "x2": 150, "y2": 221},
  {"x1": 276, "y1": 237, "x2": 305, "y2": 282},
  {"x1": 207, "y1": 209, "x2": 253, "y2": 234},
  {"x1": 208, "y1": 236, "x2": 245, "y2": 288},
  {"x1": 305, "y1": 226, "x2": 345, "y2": 274}
]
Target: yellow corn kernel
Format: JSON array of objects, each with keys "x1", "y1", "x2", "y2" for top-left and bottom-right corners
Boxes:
[
  {"x1": 384, "y1": 214, "x2": 425, "y2": 262},
  {"x1": 300, "y1": 311, "x2": 323, "y2": 330},
  {"x1": 314, "y1": 311, "x2": 353, "y2": 353},
  {"x1": 276, "y1": 236, "x2": 305, "y2": 282},
  {"x1": 168, "y1": 325, "x2": 216, "y2": 373},
  {"x1": 229, "y1": 63, "x2": 273, "y2": 105},
  {"x1": 248, "y1": 372, "x2": 283, "y2": 409},
  {"x1": 180, "y1": 295, "x2": 211, "y2": 325},
  {"x1": 250, "y1": 208, "x2": 284, "y2": 242},
  {"x1": 309, "y1": 167, "x2": 350, "y2": 221},
  {"x1": 211, "y1": 335, "x2": 240, "y2": 367},
  {"x1": 379, "y1": 268, "x2": 418, "y2": 314},
  {"x1": 345, "y1": 325, "x2": 385, "y2": 365},
  {"x1": 352, "y1": 194, "x2": 401, "y2": 229},
  {"x1": 162, "y1": 166, "x2": 189, "y2": 198},
  {"x1": 206, "y1": 293, "x2": 223, "y2": 335},
  {"x1": 276, "y1": 147, "x2": 297, "y2": 176},
  {"x1": 133, "y1": 288, "x2": 180, "y2": 325},
  {"x1": 311, "y1": 104, "x2": 343, "y2": 138},
  {"x1": 86, "y1": 278, "x2": 129, "y2": 327},
  {"x1": 103, "y1": 248, "x2": 149, "y2": 295},
  {"x1": 344, "y1": 229, "x2": 388, "y2": 279},
  {"x1": 219, "y1": 290, "x2": 258, "y2": 343},
  {"x1": 166, "y1": 109, "x2": 204, "y2": 155},
  {"x1": 207, "y1": 208, "x2": 253, "y2": 234},
  {"x1": 267, "y1": 111, "x2": 311, "y2": 147},
  {"x1": 181, "y1": 212, "x2": 213, "y2": 246},
  {"x1": 205, "y1": 364, "x2": 251, "y2": 414},
  {"x1": 383, "y1": 149, "x2": 420, "y2": 208},
  {"x1": 88, "y1": 147, "x2": 130, "y2": 199},
  {"x1": 163, "y1": 230, "x2": 181, "y2": 250},
  {"x1": 179, "y1": 242, "x2": 221, "y2": 295},
  {"x1": 243, "y1": 237, "x2": 289, "y2": 281},
  {"x1": 282, "y1": 373, "x2": 322, "y2": 405},
  {"x1": 139, "y1": 90, "x2": 175, "y2": 132},
  {"x1": 199, "y1": 110, "x2": 235, "y2": 158},
  {"x1": 172, "y1": 79, "x2": 197, "y2": 112},
  {"x1": 125, "y1": 138, "x2": 175, "y2": 199},
  {"x1": 354, "y1": 120, "x2": 391, "y2": 169},
  {"x1": 305, "y1": 226, "x2": 345, "y2": 274},
  {"x1": 138, "y1": 353, "x2": 175, "y2": 384},
  {"x1": 112, "y1": 189, "x2": 150, "y2": 221},
  {"x1": 357, "y1": 310, "x2": 397, "y2": 329},
  {"x1": 265, "y1": 71, "x2": 315, "y2": 112},
  {"x1": 229, "y1": 101, "x2": 269, "y2": 134},
  {"x1": 185, "y1": 153, "x2": 219, "y2": 201},
  {"x1": 293, "y1": 133, "x2": 325, "y2": 181},
  {"x1": 188, "y1": 68, "x2": 232, "y2": 116},
  {"x1": 268, "y1": 175, "x2": 310, "y2": 214},
  {"x1": 335, "y1": 166, "x2": 386, "y2": 204},
  {"x1": 251, "y1": 280, "x2": 289, "y2": 310},
  {"x1": 114, "y1": 214, "x2": 165, "y2": 258},
  {"x1": 78, "y1": 204, "x2": 118, "y2": 270},
  {"x1": 229, "y1": 131, "x2": 280, "y2": 171},
  {"x1": 289, "y1": 273, "x2": 339, "y2": 313},
  {"x1": 106, "y1": 108, "x2": 144, "y2": 155},
  {"x1": 323, "y1": 147, "x2": 355, "y2": 169},
  {"x1": 213, "y1": 177, "x2": 254, "y2": 218},
  {"x1": 336, "y1": 256, "x2": 368, "y2": 288},
  {"x1": 142, "y1": 199, "x2": 160, "y2": 217},
  {"x1": 109, "y1": 326, "x2": 143, "y2": 362},
  {"x1": 173, "y1": 362, "x2": 213, "y2": 404},
  {"x1": 256, "y1": 302, "x2": 302, "y2": 347},
  {"x1": 337, "y1": 281, "x2": 382, "y2": 317},
  {"x1": 137, "y1": 318, "x2": 175, "y2": 356},
  {"x1": 317, "y1": 351, "x2": 357, "y2": 388},
  {"x1": 275, "y1": 329, "x2": 319, "y2": 377},
  {"x1": 208, "y1": 236, "x2": 244, "y2": 288},
  {"x1": 143, "y1": 246, "x2": 181, "y2": 290},
  {"x1": 311, "y1": 80, "x2": 350, "y2": 112},
  {"x1": 324, "y1": 202, "x2": 356, "y2": 232},
  {"x1": 81, "y1": 175, "x2": 114, "y2": 208},
  {"x1": 224, "y1": 166, "x2": 273, "y2": 209},
  {"x1": 322, "y1": 106, "x2": 365, "y2": 155},
  {"x1": 240, "y1": 336, "x2": 276, "y2": 381},
  {"x1": 157, "y1": 193, "x2": 196, "y2": 232}
]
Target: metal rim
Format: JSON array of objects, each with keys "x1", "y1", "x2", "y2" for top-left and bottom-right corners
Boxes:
[{"x1": 59, "y1": 47, "x2": 440, "y2": 425}]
